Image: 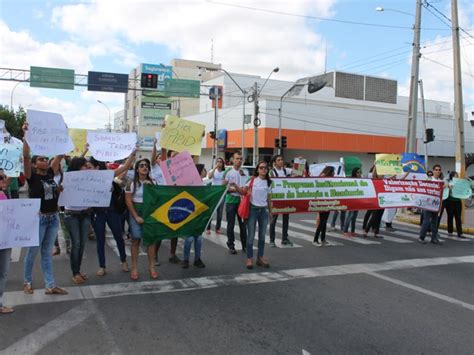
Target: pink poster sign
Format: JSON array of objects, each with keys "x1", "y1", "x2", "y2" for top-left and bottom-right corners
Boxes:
[{"x1": 160, "y1": 151, "x2": 202, "y2": 186}]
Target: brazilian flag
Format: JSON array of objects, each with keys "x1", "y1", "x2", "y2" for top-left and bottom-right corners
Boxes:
[{"x1": 143, "y1": 184, "x2": 227, "y2": 245}]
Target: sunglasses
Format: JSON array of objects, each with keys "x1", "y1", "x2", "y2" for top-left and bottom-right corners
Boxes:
[
  {"x1": 138, "y1": 163, "x2": 149, "y2": 168},
  {"x1": 258, "y1": 166, "x2": 268, "y2": 170},
  {"x1": 37, "y1": 157, "x2": 49, "y2": 162}
]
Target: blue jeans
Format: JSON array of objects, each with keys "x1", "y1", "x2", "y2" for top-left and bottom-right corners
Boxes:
[
  {"x1": 65, "y1": 212, "x2": 91, "y2": 276},
  {"x1": 330, "y1": 211, "x2": 346, "y2": 230},
  {"x1": 246, "y1": 205, "x2": 268, "y2": 259},
  {"x1": 226, "y1": 202, "x2": 247, "y2": 249},
  {"x1": 420, "y1": 210, "x2": 439, "y2": 240},
  {"x1": 183, "y1": 236, "x2": 202, "y2": 261},
  {"x1": 343, "y1": 211, "x2": 359, "y2": 233},
  {"x1": 24, "y1": 213, "x2": 59, "y2": 288},
  {"x1": 93, "y1": 210, "x2": 127, "y2": 268},
  {"x1": 0, "y1": 248, "x2": 12, "y2": 307}
]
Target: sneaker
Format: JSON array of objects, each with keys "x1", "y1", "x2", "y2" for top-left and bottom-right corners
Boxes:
[
  {"x1": 181, "y1": 260, "x2": 189, "y2": 269},
  {"x1": 418, "y1": 237, "x2": 427, "y2": 244},
  {"x1": 269, "y1": 241, "x2": 277, "y2": 248},
  {"x1": 312, "y1": 241, "x2": 322, "y2": 247},
  {"x1": 321, "y1": 240, "x2": 330, "y2": 247},
  {"x1": 229, "y1": 247, "x2": 237, "y2": 255},
  {"x1": 431, "y1": 238, "x2": 443, "y2": 245},
  {"x1": 281, "y1": 239, "x2": 293, "y2": 246},
  {"x1": 169, "y1": 255, "x2": 181, "y2": 264},
  {"x1": 374, "y1": 234, "x2": 384, "y2": 239},
  {"x1": 194, "y1": 258, "x2": 206, "y2": 268},
  {"x1": 386, "y1": 227, "x2": 396, "y2": 232}
]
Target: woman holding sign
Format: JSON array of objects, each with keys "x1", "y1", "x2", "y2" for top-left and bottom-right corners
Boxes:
[
  {"x1": 445, "y1": 172, "x2": 466, "y2": 239},
  {"x1": 313, "y1": 166, "x2": 335, "y2": 247},
  {"x1": 22, "y1": 124, "x2": 68, "y2": 295},
  {"x1": 125, "y1": 159, "x2": 157, "y2": 280}
]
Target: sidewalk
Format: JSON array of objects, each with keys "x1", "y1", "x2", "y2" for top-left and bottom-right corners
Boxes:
[{"x1": 397, "y1": 206, "x2": 474, "y2": 235}]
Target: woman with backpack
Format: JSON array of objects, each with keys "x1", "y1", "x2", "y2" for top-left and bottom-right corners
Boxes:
[
  {"x1": 126, "y1": 159, "x2": 158, "y2": 280},
  {"x1": 244, "y1": 160, "x2": 273, "y2": 269},
  {"x1": 87, "y1": 150, "x2": 136, "y2": 277}
]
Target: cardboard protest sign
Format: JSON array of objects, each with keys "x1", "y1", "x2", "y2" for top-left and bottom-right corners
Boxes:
[
  {"x1": 343, "y1": 156, "x2": 362, "y2": 176},
  {"x1": 0, "y1": 143, "x2": 22, "y2": 177},
  {"x1": 309, "y1": 162, "x2": 345, "y2": 177},
  {"x1": 375, "y1": 154, "x2": 403, "y2": 175},
  {"x1": 26, "y1": 110, "x2": 74, "y2": 156},
  {"x1": 0, "y1": 199, "x2": 40, "y2": 249},
  {"x1": 87, "y1": 131, "x2": 136, "y2": 162},
  {"x1": 69, "y1": 128, "x2": 90, "y2": 157},
  {"x1": 160, "y1": 115, "x2": 205, "y2": 156},
  {"x1": 401, "y1": 153, "x2": 426, "y2": 174},
  {"x1": 160, "y1": 151, "x2": 203, "y2": 186},
  {"x1": 292, "y1": 157, "x2": 306, "y2": 177},
  {"x1": 451, "y1": 178, "x2": 472, "y2": 199},
  {"x1": 58, "y1": 170, "x2": 115, "y2": 207}
]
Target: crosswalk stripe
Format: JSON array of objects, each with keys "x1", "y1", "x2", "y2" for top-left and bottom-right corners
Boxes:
[
  {"x1": 217, "y1": 220, "x2": 303, "y2": 248},
  {"x1": 273, "y1": 225, "x2": 344, "y2": 246}
]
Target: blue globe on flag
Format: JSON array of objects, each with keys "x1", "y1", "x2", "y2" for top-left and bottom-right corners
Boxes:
[{"x1": 168, "y1": 198, "x2": 196, "y2": 224}]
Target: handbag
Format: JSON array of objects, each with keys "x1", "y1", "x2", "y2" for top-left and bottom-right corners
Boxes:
[{"x1": 238, "y1": 177, "x2": 255, "y2": 220}]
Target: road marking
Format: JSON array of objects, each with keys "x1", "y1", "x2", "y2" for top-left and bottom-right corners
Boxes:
[
  {"x1": 367, "y1": 272, "x2": 474, "y2": 311},
  {"x1": 0, "y1": 301, "x2": 94, "y2": 354},
  {"x1": 274, "y1": 225, "x2": 343, "y2": 246},
  {"x1": 4, "y1": 255, "x2": 473, "y2": 308}
]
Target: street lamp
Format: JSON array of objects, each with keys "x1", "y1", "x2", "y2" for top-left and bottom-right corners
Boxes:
[
  {"x1": 97, "y1": 100, "x2": 111, "y2": 132},
  {"x1": 278, "y1": 77, "x2": 326, "y2": 155},
  {"x1": 10, "y1": 81, "x2": 24, "y2": 111},
  {"x1": 376, "y1": 2, "x2": 422, "y2": 153}
]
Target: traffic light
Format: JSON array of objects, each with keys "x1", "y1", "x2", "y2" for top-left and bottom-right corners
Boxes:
[
  {"x1": 141, "y1": 73, "x2": 158, "y2": 89},
  {"x1": 209, "y1": 131, "x2": 216, "y2": 140},
  {"x1": 274, "y1": 138, "x2": 280, "y2": 148},
  {"x1": 281, "y1": 136, "x2": 287, "y2": 148},
  {"x1": 425, "y1": 128, "x2": 435, "y2": 143}
]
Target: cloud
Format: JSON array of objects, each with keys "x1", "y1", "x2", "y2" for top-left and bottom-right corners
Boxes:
[{"x1": 51, "y1": 0, "x2": 336, "y2": 80}]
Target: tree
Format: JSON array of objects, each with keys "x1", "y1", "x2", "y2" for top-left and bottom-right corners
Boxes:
[{"x1": 0, "y1": 105, "x2": 26, "y2": 139}]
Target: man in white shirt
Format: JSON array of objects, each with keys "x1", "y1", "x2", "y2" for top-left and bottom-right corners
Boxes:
[
  {"x1": 269, "y1": 155, "x2": 293, "y2": 247},
  {"x1": 223, "y1": 151, "x2": 248, "y2": 254}
]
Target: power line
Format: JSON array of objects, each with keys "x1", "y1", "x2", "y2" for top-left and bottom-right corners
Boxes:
[
  {"x1": 206, "y1": 0, "x2": 449, "y2": 31},
  {"x1": 424, "y1": 0, "x2": 474, "y2": 39}
]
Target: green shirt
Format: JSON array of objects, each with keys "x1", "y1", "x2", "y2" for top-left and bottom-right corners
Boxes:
[{"x1": 8, "y1": 177, "x2": 19, "y2": 192}]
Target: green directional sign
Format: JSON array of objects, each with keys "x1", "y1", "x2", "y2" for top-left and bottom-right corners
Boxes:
[
  {"x1": 140, "y1": 96, "x2": 171, "y2": 124},
  {"x1": 30, "y1": 66, "x2": 75, "y2": 90},
  {"x1": 163, "y1": 79, "x2": 200, "y2": 98}
]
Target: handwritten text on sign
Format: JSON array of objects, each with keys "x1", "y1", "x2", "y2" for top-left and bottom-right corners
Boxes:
[
  {"x1": 160, "y1": 151, "x2": 202, "y2": 186},
  {"x1": 26, "y1": 110, "x2": 74, "y2": 156},
  {"x1": 160, "y1": 115, "x2": 205, "y2": 156},
  {"x1": 58, "y1": 170, "x2": 115, "y2": 207},
  {"x1": 0, "y1": 143, "x2": 22, "y2": 177},
  {"x1": 87, "y1": 132, "x2": 137, "y2": 162},
  {"x1": 0, "y1": 199, "x2": 40, "y2": 249}
]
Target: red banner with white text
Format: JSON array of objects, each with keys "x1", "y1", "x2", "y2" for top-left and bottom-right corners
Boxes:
[{"x1": 270, "y1": 178, "x2": 443, "y2": 214}]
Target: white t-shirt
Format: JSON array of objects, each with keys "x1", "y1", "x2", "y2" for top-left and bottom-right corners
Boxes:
[
  {"x1": 211, "y1": 169, "x2": 225, "y2": 186},
  {"x1": 248, "y1": 177, "x2": 272, "y2": 207},
  {"x1": 151, "y1": 164, "x2": 165, "y2": 185},
  {"x1": 126, "y1": 180, "x2": 154, "y2": 203},
  {"x1": 225, "y1": 167, "x2": 249, "y2": 198}
]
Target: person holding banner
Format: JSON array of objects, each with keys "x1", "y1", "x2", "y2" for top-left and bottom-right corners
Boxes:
[
  {"x1": 22, "y1": 125, "x2": 68, "y2": 295},
  {"x1": 269, "y1": 155, "x2": 293, "y2": 247},
  {"x1": 88, "y1": 155, "x2": 135, "y2": 277},
  {"x1": 0, "y1": 169, "x2": 14, "y2": 314},
  {"x1": 206, "y1": 157, "x2": 226, "y2": 235},
  {"x1": 244, "y1": 161, "x2": 272, "y2": 269},
  {"x1": 343, "y1": 168, "x2": 362, "y2": 237},
  {"x1": 445, "y1": 172, "x2": 466, "y2": 239},
  {"x1": 223, "y1": 151, "x2": 248, "y2": 254},
  {"x1": 125, "y1": 159, "x2": 158, "y2": 280},
  {"x1": 313, "y1": 166, "x2": 335, "y2": 247},
  {"x1": 419, "y1": 164, "x2": 444, "y2": 245}
]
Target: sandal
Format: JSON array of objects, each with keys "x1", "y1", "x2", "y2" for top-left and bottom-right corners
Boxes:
[
  {"x1": 72, "y1": 274, "x2": 85, "y2": 284},
  {"x1": 256, "y1": 257, "x2": 270, "y2": 268},
  {"x1": 0, "y1": 306, "x2": 15, "y2": 314},
  {"x1": 80, "y1": 272, "x2": 88, "y2": 280},
  {"x1": 122, "y1": 262, "x2": 129, "y2": 272},
  {"x1": 130, "y1": 270, "x2": 139, "y2": 281},
  {"x1": 149, "y1": 270, "x2": 158, "y2": 279},
  {"x1": 96, "y1": 268, "x2": 106, "y2": 276},
  {"x1": 23, "y1": 283, "x2": 34, "y2": 294},
  {"x1": 45, "y1": 286, "x2": 68, "y2": 295},
  {"x1": 246, "y1": 258, "x2": 253, "y2": 269}
]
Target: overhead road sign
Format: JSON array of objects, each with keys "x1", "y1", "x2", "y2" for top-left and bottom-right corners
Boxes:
[
  {"x1": 30, "y1": 66, "x2": 75, "y2": 90},
  {"x1": 88, "y1": 71, "x2": 129, "y2": 93},
  {"x1": 164, "y1": 79, "x2": 200, "y2": 98}
]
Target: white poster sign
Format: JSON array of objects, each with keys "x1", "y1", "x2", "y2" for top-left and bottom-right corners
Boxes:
[
  {"x1": 26, "y1": 110, "x2": 74, "y2": 156},
  {"x1": 0, "y1": 143, "x2": 22, "y2": 177},
  {"x1": 87, "y1": 131, "x2": 137, "y2": 162},
  {"x1": 58, "y1": 170, "x2": 115, "y2": 207},
  {"x1": 155, "y1": 131, "x2": 161, "y2": 150},
  {"x1": 0, "y1": 199, "x2": 40, "y2": 249},
  {"x1": 309, "y1": 162, "x2": 345, "y2": 177}
]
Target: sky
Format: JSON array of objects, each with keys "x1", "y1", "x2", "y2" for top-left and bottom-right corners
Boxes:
[{"x1": 0, "y1": 0, "x2": 473, "y2": 130}]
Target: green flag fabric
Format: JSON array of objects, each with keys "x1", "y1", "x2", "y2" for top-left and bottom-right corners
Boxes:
[
  {"x1": 343, "y1": 156, "x2": 362, "y2": 176},
  {"x1": 143, "y1": 184, "x2": 227, "y2": 245}
]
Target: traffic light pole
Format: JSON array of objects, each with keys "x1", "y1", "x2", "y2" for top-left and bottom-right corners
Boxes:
[{"x1": 419, "y1": 80, "x2": 429, "y2": 169}]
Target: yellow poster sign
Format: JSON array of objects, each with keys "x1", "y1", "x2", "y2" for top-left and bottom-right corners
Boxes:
[
  {"x1": 160, "y1": 115, "x2": 205, "y2": 156},
  {"x1": 68, "y1": 128, "x2": 90, "y2": 157},
  {"x1": 375, "y1": 154, "x2": 403, "y2": 175}
]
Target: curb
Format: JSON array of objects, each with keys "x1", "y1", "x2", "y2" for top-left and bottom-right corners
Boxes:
[{"x1": 396, "y1": 215, "x2": 474, "y2": 236}]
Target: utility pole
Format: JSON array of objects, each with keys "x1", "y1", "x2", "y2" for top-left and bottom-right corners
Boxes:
[
  {"x1": 418, "y1": 80, "x2": 429, "y2": 169},
  {"x1": 241, "y1": 90, "x2": 246, "y2": 158},
  {"x1": 451, "y1": 0, "x2": 465, "y2": 178},
  {"x1": 212, "y1": 86, "x2": 219, "y2": 167},
  {"x1": 406, "y1": 0, "x2": 423, "y2": 153},
  {"x1": 253, "y1": 82, "x2": 259, "y2": 166}
]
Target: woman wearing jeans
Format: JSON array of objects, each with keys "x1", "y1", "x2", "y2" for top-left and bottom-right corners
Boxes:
[
  {"x1": 313, "y1": 166, "x2": 336, "y2": 247},
  {"x1": 22, "y1": 124, "x2": 67, "y2": 295},
  {"x1": 0, "y1": 169, "x2": 14, "y2": 313},
  {"x1": 245, "y1": 161, "x2": 272, "y2": 269},
  {"x1": 343, "y1": 167, "x2": 362, "y2": 236}
]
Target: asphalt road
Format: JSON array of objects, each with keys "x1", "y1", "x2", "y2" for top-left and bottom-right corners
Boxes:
[{"x1": 1, "y1": 213, "x2": 473, "y2": 354}]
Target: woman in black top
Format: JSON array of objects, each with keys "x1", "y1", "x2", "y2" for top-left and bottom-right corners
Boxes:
[
  {"x1": 313, "y1": 166, "x2": 335, "y2": 246},
  {"x1": 22, "y1": 124, "x2": 68, "y2": 295}
]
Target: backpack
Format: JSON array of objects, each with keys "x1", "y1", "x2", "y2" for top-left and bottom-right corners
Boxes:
[
  {"x1": 272, "y1": 167, "x2": 289, "y2": 177},
  {"x1": 110, "y1": 181, "x2": 127, "y2": 214}
]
